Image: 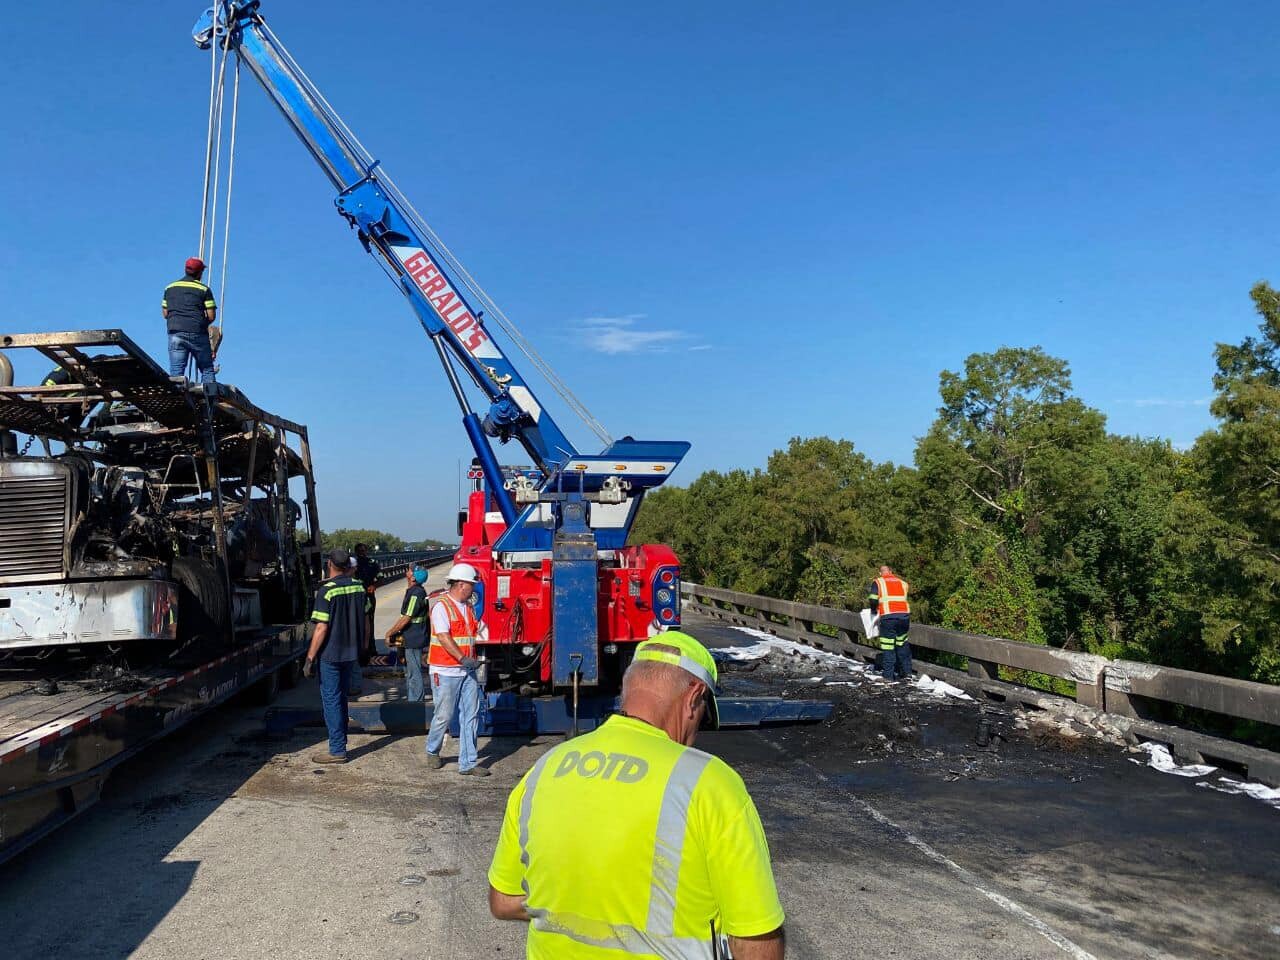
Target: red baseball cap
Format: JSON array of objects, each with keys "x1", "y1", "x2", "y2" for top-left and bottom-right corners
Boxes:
[{"x1": 185, "y1": 257, "x2": 206, "y2": 274}]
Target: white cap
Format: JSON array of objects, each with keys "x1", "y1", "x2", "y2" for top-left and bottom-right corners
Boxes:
[{"x1": 446, "y1": 562, "x2": 480, "y2": 583}]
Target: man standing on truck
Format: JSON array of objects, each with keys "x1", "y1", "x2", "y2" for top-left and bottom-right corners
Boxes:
[
  {"x1": 304, "y1": 547, "x2": 371, "y2": 764},
  {"x1": 161, "y1": 257, "x2": 219, "y2": 384}
]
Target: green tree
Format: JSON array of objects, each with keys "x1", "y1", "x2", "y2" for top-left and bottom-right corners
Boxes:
[
  {"x1": 318, "y1": 528, "x2": 407, "y2": 553},
  {"x1": 1181, "y1": 282, "x2": 1280, "y2": 682},
  {"x1": 914, "y1": 347, "x2": 1108, "y2": 646}
]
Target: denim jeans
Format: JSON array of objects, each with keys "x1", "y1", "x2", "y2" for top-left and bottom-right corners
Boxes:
[
  {"x1": 403, "y1": 648, "x2": 425, "y2": 702},
  {"x1": 426, "y1": 670, "x2": 481, "y2": 770},
  {"x1": 167, "y1": 331, "x2": 216, "y2": 383},
  {"x1": 318, "y1": 659, "x2": 354, "y2": 756},
  {"x1": 348, "y1": 660, "x2": 363, "y2": 695}
]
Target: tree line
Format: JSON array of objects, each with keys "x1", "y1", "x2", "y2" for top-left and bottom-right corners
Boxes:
[
  {"x1": 315, "y1": 528, "x2": 452, "y2": 553},
  {"x1": 633, "y1": 283, "x2": 1280, "y2": 686}
]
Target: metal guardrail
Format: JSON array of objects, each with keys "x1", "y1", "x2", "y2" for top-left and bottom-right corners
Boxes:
[
  {"x1": 682, "y1": 581, "x2": 1280, "y2": 784},
  {"x1": 367, "y1": 549, "x2": 456, "y2": 586}
]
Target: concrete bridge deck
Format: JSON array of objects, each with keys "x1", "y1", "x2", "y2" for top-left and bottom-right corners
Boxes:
[{"x1": 0, "y1": 578, "x2": 1276, "y2": 959}]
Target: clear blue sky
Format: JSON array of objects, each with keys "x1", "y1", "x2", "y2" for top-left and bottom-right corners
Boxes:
[{"x1": 0, "y1": 2, "x2": 1274, "y2": 540}]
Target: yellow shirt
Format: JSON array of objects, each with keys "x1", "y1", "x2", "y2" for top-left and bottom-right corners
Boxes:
[{"x1": 488, "y1": 714, "x2": 784, "y2": 958}]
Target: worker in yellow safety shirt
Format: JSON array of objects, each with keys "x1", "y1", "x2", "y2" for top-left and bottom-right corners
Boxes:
[{"x1": 488, "y1": 630, "x2": 786, "y2": 959}]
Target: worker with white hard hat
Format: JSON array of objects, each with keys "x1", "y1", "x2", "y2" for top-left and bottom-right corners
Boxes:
[{"x1": 425, "y1": 562, "x2": 491, "y2": 776}]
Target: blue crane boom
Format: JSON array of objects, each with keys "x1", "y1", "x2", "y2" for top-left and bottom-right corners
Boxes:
[{"x1": 193, "y1": 1, "x2": 688, "y2": 552}]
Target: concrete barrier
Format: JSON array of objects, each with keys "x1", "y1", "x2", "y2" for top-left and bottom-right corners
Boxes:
[
  {"x1": 682, "y1": 581, "x2": 1280, "y2": 786},
  {"x1": 1106, "y1": 659, "x2": 1280, "y2": 726}
]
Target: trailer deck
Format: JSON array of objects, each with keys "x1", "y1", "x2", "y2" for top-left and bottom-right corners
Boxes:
[{"x1": 0, "y1": 624, "x2": 308, "y2": 863}]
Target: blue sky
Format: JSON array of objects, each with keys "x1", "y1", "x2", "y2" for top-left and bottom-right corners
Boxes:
[{"x1": 0, "y1": 2, "x2": 1274, "y2": 540}]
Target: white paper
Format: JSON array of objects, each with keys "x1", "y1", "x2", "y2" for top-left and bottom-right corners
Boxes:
[{"x1": 860, "y1": 608, "x2": 880, "y2": 639}]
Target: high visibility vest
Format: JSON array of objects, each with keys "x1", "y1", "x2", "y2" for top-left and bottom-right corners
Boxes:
[
  {"x1": 874, "y1": 574, "x2": 910, "y2": 616},
  {"x1": 429, "y1": 594, "x2": 477, "y2": 668},
  {"x1": 487, "y1": 714, "x2": 784, "y2": 958}
]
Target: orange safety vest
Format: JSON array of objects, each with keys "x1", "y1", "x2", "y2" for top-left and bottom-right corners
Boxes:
[
  {"x1": 429, "y1": 594, "x2": 477, "y2": 668},
  {"x1": 874, "y1": 574, "x2": 910, "y2": 616}
]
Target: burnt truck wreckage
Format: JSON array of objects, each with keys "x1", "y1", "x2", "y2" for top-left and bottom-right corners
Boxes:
[
  {"x1": 0, "y1": 331, "x2": 326, "y2": 863},
  {"x1": 0, "y1": 330, "x2": 322, "y2": 660}
]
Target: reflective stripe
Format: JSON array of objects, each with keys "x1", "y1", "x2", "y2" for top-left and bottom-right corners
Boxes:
[
  {"x1": 874, "y1": 576, "x2": 910, "y2": 616},
  {"x1": 636, "y1": 648, "x2": 716, "y2": 690},
  {"x1": 324, "y1": 583, "x2": 366, "y2": 602},
  {"x1": 518, "y1": 751, "x2": 554, "y2": 896},
  {"x1": 203, "y1": 300, "x2": 216, "y2": 308},
  {"x1": 518, "y1": 743, "x2": 716, "y2": 959},
  {"x1": 879, "y1": 637, "x2": 896, "y2": 651},
  {"x1": 647, "y1": 748, "x2": 712, "y2": 936},
  {"x1": 525, "y1": 908, "x2": 713, "y2": 959},
  {"x1": 430, "y1": 595, "x2": 477, "y2": 666},
  {"x1": 405, "y1": 595, "x2": 420, "y2": 616},
  {"x1": 166, "y1": 280, "x2": 209, "y2": 291},
  {"x1": 311, "y1": 611, "x2": 331, "y2": 623}
]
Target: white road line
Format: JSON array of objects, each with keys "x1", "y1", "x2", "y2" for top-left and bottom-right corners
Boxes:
[{"x1": 754, "y1": 735, "x2": 1099, "y2": 960}]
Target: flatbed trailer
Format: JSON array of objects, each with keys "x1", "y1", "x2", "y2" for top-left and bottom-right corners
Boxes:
[
  {"x1": 0, "y1": 623, "x2": 306, "y2": 864},
  {"x1": 0, "y1": 329, "x2": 323, "y2": 864}
]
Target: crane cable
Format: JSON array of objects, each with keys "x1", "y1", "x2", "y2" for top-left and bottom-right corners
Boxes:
[
  {"x1": 196, "y1": 13, "x2": 240, "y2": 359},
  {"x1": 258, "y1": 20, "x2": 613, "y2": 448}
]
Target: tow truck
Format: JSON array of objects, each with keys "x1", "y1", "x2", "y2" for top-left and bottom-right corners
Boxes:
[
  {"x1": 195, "y1": 1, "x2": 830, "y2": 736},
  {"x1": 192, "y1": 2, "x2": 688, "y2": 704}
]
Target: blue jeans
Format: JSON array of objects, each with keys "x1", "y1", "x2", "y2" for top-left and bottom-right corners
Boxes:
[
  {"x1": 348, "y1": 660, "x2": 363, "y2": 695},
  {"x1": 167, "y1": 331, "x2": 216, "y2": 383},
  {"x1": 426, "y1": 670, "x2": 481, "y2": 770},
  {"x1": 403, "y1": 648, "x2": 425, "y2": 702},
  {"x1": 319, "y1": 660, "x2": 354, "y2": 756}
]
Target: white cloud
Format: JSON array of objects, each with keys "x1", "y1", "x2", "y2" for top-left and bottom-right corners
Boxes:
[
  {"x1": 578, "y1": 315, "x2": 688, "y2": 355},
  {"x1": 1133, "y1": 396, "x2": 1212, "y2": 408}
]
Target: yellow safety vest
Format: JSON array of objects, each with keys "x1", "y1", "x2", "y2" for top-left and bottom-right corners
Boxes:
[{"x1": 489, "y1": 714, "x2": 784, "y2": 959}]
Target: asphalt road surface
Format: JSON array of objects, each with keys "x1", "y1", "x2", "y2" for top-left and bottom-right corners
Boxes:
[{"x1": 1, "y1": 586, "x2": 1277, "y2": 960}]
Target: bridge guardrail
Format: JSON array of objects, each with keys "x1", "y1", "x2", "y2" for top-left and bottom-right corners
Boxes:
[
  {"x1": 681, "y1": 580, "x2": 1280, "y2": 784},
  {"x1": 368, "y1": 549, "x2": 456, "y2": 586}
]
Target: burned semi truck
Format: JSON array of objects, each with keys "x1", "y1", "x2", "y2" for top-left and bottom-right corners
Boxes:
[
  {"x1": 0, "y1": 330, "x2": 324, "y2": 860},
  {"x1": 0, "y1": 330, "x2": 322, "y2": 662}
]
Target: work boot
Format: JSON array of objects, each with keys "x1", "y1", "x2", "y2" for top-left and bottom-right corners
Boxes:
[
  {"x1": 458, "y1": 766, "x2": 491, "y2": 778},
  {"x1": 312, "y1": 752, "x2": 348, "y2": 765},
  {"x1": 425, "y1": 753, "x2": 443, "y2": 770}
]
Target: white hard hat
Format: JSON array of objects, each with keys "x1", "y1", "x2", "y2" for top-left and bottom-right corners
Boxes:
[{"x1": 446, "y1": 562, "x2": 480, "y2": 583}]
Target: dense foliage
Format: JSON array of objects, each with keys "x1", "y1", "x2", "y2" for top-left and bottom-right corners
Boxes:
[
  {"x1": 633, "y1": 284, "x2": 1280, "y2": 685},
  {"x1": 316, "y1": 529, "x2": 450, "y2": 553}
]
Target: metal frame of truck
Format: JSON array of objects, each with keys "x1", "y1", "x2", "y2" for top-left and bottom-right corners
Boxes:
[{"x1": 0, "y1": 329, "x2": 322, "y2": 863}]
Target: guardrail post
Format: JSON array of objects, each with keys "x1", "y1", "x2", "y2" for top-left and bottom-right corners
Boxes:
[{"x1": 968, "y1": 658, "x2": 999, "y2": 682}]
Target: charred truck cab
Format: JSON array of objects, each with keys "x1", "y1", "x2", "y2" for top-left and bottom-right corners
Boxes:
[{"x1": 0, "y1": 330, "x2": 321, "y2": 662}]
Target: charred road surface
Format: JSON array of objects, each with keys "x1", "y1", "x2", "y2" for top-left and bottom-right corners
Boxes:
[{"x1": 1, "y1": 600, "x2": 1277, "y2": 959}]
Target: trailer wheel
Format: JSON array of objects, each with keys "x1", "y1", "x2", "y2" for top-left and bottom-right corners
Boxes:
[
  {"x1": 279, "y1": 656, "x2": 303, "y2": 689},
  {"x1": 252, "y1": 667, "x2": 281, "y2": 705},
  {"x1": 172, "y1": 556, "x2": 232, "y2": 646}
]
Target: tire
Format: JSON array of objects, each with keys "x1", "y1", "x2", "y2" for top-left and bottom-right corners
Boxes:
[
  {"x1": 253, "y1": 667, "x2": 281, "y2": 705},
  {"x1": 279, "y1": 656, "x2": 303, "y2": 689},
  {"x1": 171, "y1": 556, "x2": 232, "y2": 647}
]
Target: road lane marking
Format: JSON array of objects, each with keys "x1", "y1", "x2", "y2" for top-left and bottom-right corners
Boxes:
[{"x1": 753, "y1": 734, "x2": 1099, "y2": 960}]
